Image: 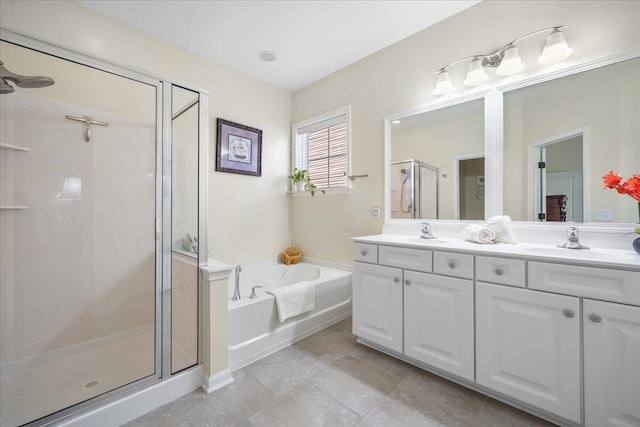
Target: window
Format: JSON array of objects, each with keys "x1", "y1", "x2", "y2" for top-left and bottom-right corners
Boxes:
[{"x1": 292, "y1": 105, "x2": 351, "y2": 192}]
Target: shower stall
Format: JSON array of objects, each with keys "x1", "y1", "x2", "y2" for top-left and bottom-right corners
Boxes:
[
  {"x1": 390, "y1": 159, "x2": 438, "y2": 219},
  {"x1": 0, "y1": 31, "x2": 207, "y2": 426}
]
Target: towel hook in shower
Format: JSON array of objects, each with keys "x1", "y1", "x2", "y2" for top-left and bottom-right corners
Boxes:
[{"x1": 65, "y1": 115, "x2": 109, "y2": 142}]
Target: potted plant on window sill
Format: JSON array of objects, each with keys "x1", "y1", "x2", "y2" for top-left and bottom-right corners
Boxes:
[{"x1": 289, "y1": 168, "x2": 325, "y2": 196}]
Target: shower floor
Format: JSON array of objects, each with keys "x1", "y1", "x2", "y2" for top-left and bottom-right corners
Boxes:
[{"x1": 0, "y1": 325, "x2": 155, "y2": 427}]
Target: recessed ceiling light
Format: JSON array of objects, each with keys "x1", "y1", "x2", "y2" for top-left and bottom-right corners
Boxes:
[
  {"x1": 391, "y1": 120, "x2": 401, "y2": 125},
  {"x1": 258, "y1": 51, "x2": 276, "y2": 62}
]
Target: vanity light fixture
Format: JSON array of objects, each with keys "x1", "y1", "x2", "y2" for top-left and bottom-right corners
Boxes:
[{"x1": 433, "y1": 26, "x2": 572, "y2": 96}]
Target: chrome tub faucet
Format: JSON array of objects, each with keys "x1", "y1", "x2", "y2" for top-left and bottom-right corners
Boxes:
[{"x1": 232, "y1": 265, "x2": 242, "y2": 300}]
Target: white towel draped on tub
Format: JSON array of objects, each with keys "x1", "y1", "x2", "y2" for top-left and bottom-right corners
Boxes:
[
  {"x1": 266, "y1": 281, "x2": 315, "y2": 323},
  {"x1": 462, "y1": 224, "x2": 496, "y2": 244}
]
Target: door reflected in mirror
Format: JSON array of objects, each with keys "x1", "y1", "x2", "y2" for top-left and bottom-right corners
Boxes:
[
  {"x1": 534, "y1": 134, "x2": 584, "y2": 222},
  {"x1": 458, "y1": 156, "x2": 485, "y2": 220}
]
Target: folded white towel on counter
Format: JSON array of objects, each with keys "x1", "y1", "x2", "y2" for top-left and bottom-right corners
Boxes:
[
  {"x1": 486, "y1": 215, "x2": 518, "y2": 244},
  {"x1": 462, "y1": 224, "x2": 496, "y2": 244},
  {"x1": 266, "y1": 281, "x2": 315, "y2": 323}
]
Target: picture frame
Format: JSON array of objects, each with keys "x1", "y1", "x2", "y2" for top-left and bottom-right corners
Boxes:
[{"x1": 216, "y1": 118, "x2": 262, "y2": 176}]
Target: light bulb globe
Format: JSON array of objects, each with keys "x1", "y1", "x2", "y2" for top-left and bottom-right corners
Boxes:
[{"x1": 463, "y1": 58, "x2": 488, "y2": 86}]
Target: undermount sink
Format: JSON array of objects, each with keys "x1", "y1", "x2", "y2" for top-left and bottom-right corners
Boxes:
[
  {"x1": 406, "y1": 237, "x2": 448, "y2": 244},
  {"x1": 524, "y1": 246, "x2": 637, "y2": 263},
  {"x1": 383, "y1": 235, "x2": 448, "y2": 245}
]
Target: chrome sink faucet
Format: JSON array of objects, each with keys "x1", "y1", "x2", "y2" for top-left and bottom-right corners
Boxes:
[
  {"x1": 420, "y1": 222, "x2": 437, "y2": 239},
  {"x1": 557, "y1": 226, "x2": 590, "y2": 250},
  {"x1": 232, "y1": 265, "x2": 242, "y2": 300}
]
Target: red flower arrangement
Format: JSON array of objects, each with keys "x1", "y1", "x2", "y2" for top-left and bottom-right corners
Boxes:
[{"x1": 602, "y1": 171, "x2": 640, "y2": 232}]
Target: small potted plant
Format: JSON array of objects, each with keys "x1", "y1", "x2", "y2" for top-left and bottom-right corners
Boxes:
[
  {"x1": 289, "y1": 168, "x2": 309, "y2": 192},
  {"x1": 288, "y1": 168, "x2": 325, "y2": 196}
]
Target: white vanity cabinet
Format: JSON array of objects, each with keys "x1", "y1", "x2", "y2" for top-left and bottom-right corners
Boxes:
[
  {"x1": 352, "y1": 236, "x2": 640, "y2": 427},
  {"x1": 352, "y1": 262, "x2": 403, "y2": 353},
  {"x1": 404, "y1": 270, "x2": 474, "y2": 381},
  {"x1": 475, "y1": 282, "x2": 581, "y2": 423},
  {"x1": 354, "y1": 243, "x2": 475, "y2": 380},
  {"x1": 584, "y1": 299, "x2": 640, "y2": 427}
]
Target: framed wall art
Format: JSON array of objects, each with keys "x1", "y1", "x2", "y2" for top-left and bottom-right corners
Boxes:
[{"x1": 216, "y1": 118, "x2": 262, "y2": 176}]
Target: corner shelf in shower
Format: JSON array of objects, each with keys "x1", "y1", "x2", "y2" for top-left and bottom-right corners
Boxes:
[
  {"x1": 0, "y1": 206, "x2": 29, "y2": 210},
  {"x1": 0, "y1": 143, "x2": 31, "y2": 152}
]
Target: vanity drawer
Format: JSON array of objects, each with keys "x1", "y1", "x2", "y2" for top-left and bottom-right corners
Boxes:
[
  {"x1": 379, "y1": 245, "x2": 432, "y2": 273},
  {"x1": 529, "y1": 262, "x2": 640, "y2": 305},
  {"x1": 353, "y1": 243, "x2": 378, "y2": 264},
  {"x1": 476, "y1": 256, "x2": 525, "y2": 287},
  {"x1": 433, "y1": 251, "x2": 474, "y2": 279}
]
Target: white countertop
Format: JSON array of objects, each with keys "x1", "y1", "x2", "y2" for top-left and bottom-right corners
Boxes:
[{"x1": 352, "y1": 234, "x2": 640, "y2": 270}]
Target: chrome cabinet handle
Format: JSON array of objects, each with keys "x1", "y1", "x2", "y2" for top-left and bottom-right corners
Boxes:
[
  {"x1": 361, "y1": 249, "x2": 369, "y2": 256},
  {"x1": 393, "y1": 277, "x2": 400, "y2": 283},
  {"x1": 404, "y1": 279, "x2": 412, "y2": 286},
  {"x1": 494, "y1": 268, "x2": 504, "y2": 276},
  {"x1": 562, "y1": 309, "x2": 575, "y2": 318},
  {"x1": 589, "y1": 313, "x2": 602, "y2": 323},
  {"x1": 448, "y1": 261, "x2": 456, "y2": 269}
]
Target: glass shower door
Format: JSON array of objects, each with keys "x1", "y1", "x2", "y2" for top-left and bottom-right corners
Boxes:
[
  {"x1": 171, "y1": 86, "x2": 200, "y2": 374},
  {"x1": 0, "y1": 41, "x2": 159, "y2": 426}
]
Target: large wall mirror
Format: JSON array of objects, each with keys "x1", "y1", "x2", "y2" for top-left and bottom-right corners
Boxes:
[
  {"x1": 388, "y1": 98, "x2": 485, "y2": 220},
  {"x1": 503, "y1": 57, "x2": 640, "y2": 223},
  {"x1": 385, "y1": 51, "x2": 639, "y2": 226}
]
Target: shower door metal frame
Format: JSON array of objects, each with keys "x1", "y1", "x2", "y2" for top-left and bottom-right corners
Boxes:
[
  {"x1": 161, "y1": 82, "x2": 172, "y2": 379},
  {"x1": 197, "y1": 91, "x2": 208, "y2": 367},
  {"x1": 0, "y1": 28, "x2": 208, "y2": 427}
]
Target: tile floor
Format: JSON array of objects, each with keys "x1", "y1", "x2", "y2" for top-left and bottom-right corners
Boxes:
[{"x1": 123, "y1": 318, "x2": 558, "y2": 427}]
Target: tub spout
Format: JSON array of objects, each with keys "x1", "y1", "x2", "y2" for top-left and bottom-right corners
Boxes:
[{"x1": 232, "y1": 265, "x2": 242, "y2": 300}]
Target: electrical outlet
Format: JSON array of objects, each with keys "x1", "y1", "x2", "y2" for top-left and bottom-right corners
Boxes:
[
  {"x1": 371, "y1": 207, "x2": 381, "y2": 220},
  {"x1": 594, "y1": 209, "x2": 613, "y2": 221}
]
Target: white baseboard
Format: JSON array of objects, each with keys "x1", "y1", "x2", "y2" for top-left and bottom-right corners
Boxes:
[{"x1": 201, "y1": 368, "x2": 234, "y2": 394}]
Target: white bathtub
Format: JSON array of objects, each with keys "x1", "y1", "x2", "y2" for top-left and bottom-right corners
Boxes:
[{"x1": 228, "y1": 262, "x2": 352, "y2": 370}]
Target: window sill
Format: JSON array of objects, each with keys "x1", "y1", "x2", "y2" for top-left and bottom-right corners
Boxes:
[{"x1": 288, "y1": 187, "x2": 352, "y2": 197}]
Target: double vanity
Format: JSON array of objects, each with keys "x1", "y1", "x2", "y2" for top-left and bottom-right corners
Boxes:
[
  {"x1": 352, "y1": 233, "x2": 640, "y2": 427},
  {"x1": 372, "y1": 44, "x2": 640, "y2": 426}
]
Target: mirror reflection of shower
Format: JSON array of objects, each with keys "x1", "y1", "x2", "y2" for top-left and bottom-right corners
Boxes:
[
  {"x1": 391, "y1": 159, "x2": 439, "y2": 219},
  {"x1": 400, "y1": 167, "x2": 412, "y2": 214}
]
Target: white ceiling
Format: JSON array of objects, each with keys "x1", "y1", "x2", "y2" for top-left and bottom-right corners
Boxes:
[{"x1": 79, "y1": 0, "x2": 479, "y2": 92}]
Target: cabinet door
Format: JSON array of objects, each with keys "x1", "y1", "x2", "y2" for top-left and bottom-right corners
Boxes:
[
  {"x1": 352, "y1": 262, "x2": 403, "y2": 353},
  {"x1": 476, "y1": 282, "x2": 581, "y2": 423},
  {"x1": 584, "y1": 299, "x2": 640, "y2": 427},
  {"x1": 404, "y1": 270, "x2": 474, "y2": 381}
]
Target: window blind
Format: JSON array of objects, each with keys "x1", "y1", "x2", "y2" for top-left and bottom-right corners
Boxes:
[{"x1": 295, "y1": 113, "x2": 348, "y2": 188}]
